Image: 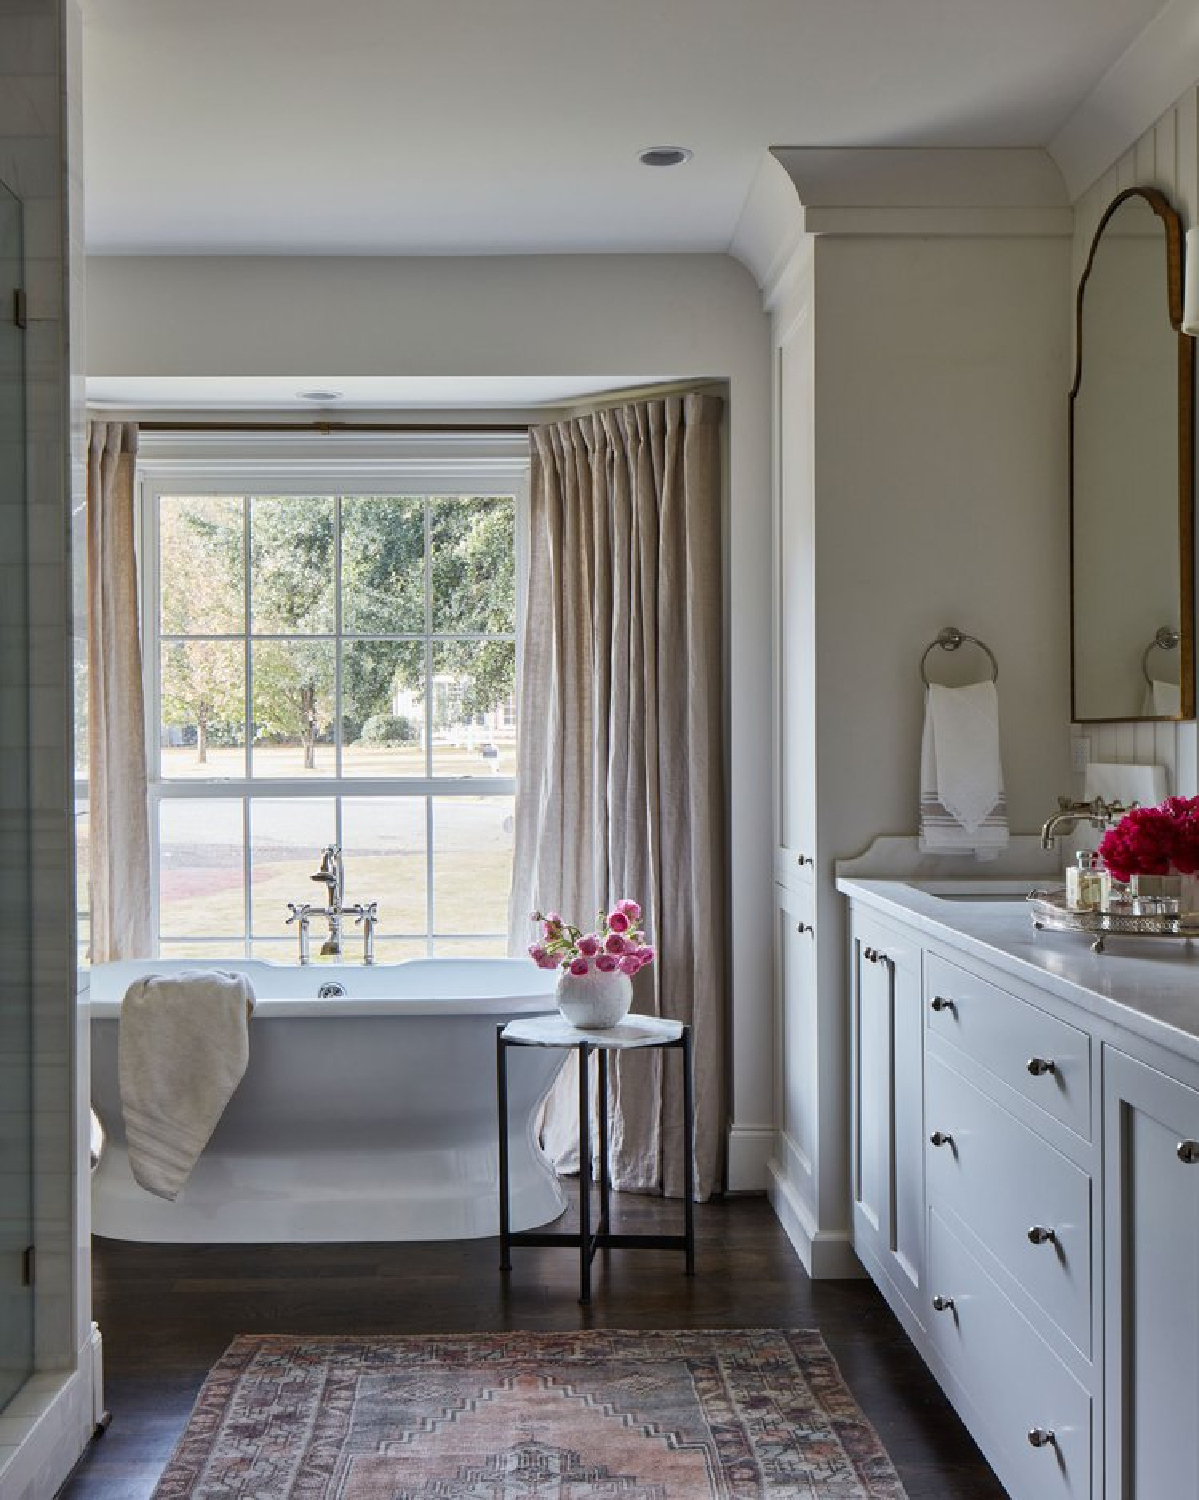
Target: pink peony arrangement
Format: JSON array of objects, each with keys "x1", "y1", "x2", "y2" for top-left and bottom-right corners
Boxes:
[
  {"x1": 1097, "y1": 796, "x2": 1199, "y2": 882},
  {"x1": 528, "y1": 899, "x2": 655, "y2": 979}
]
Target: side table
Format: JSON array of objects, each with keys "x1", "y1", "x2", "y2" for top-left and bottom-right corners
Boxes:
[{"x1": 496, "y1": 1013, "x2": 694, "y2": 1304}]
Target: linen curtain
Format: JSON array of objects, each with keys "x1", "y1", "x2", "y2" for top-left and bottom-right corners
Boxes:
[
  {"x1": 87, "y1": 420, "x2": 152, "y2": 962},
  {"x1": 508, "y1": 394, "x2": 726, "y2": 1200}
]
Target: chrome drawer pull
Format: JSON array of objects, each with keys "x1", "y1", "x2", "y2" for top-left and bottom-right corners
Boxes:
[
  {"x1": 931, "y1": 1294, "x2": 955, "y2": 1313},
  {"x1": 929, "y1": 1131, "x2": 954, "y2": 1149},
  {"x1": 795, "y1": 921, "x2": 814, "y2": 936},
  {"x1": 1026, "y1": 1056, "x2": 1057, "y2": 1077},
  {"x1": 1027, "y1": 1225, "x2": 1057, "y2": 1246},
  {"x1": 796, "y1": 853, "x2": 811, "y2": 867},
  {"x1": 930, "y1": 995, "x2": 956, "y2": 1014},
  {"x1": 1027, "y1": 1428, "x2": 1057, "y2": 1450},
  {"x1": 1178, "y1": 1140, "x2": 1199, "y2": 1164},
  {"x1": 863, "y1": 946, "x2": 876, "y2": 962}
]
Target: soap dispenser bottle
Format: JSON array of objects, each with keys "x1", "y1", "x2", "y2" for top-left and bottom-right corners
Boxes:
[{"x1": 1067, "y1": 850, "x2": 1109, "y2": 913}]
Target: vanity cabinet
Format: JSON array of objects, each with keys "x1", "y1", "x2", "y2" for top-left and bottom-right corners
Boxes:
[
  {"x1": 843, "y1": 882, "x2": 1199, "y2": 1500},
  {"x1": 1103, "y1": 1048, "x2": 1199, "y2": 1499},
  {"x1": 849, "y1": 909, "x2": 924, "y2": 1327}
]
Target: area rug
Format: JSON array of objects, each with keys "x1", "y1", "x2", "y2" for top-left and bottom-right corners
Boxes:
[{"x1": 151, "y1": 1329, "x2": 908, "y2": 1498}]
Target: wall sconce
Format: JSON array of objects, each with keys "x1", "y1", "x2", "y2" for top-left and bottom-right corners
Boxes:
[{"x1": 1183, "y1": 227, "x2": 1199, "y2": 335}]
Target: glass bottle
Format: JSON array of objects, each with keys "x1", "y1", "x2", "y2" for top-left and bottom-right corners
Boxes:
[{"x1": 1066, "y1": 850, "x2": 1109, "y2": 913}]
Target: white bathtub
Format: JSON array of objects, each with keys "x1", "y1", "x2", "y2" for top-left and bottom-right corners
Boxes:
[{"x1": 89, "y1": 957, "x2": 566, "y2": 1244}]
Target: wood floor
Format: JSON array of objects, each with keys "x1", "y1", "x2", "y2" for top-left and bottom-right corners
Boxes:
[{"x1": 58, "y1": 1192, "x2": 1006, "y2": 1499}]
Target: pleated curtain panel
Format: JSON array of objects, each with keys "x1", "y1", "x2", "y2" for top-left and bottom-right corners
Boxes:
[
  {"x1": 508, "y1": 394, "x2": 727, "y2": 1201},
  {"x1": 87, "y1": 420, "x2": 153, "y2": 962}
]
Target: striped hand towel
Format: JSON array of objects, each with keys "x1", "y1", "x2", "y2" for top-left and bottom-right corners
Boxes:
[{"x1": 918, "y1": 680, "x2": 1009, "y2": 859}]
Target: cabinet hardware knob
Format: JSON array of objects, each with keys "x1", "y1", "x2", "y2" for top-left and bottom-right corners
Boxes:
[
  {"x1": 1026, "y1": 1057, "x2": 1057, "y2": 1077},
  {"x1": 1178, "y1": 1140, "x2": 1199, "y2": 1164},
  {"x1": 1027, "y1": 1428, "x2": 1057, "y2": 1450},
  {"x1": 796, "y1": 853, "x2": 811, "y2": 866},
  {"x1": 931, "y1": 1294, "x2": 955, "y2": 1313},
  {"x1": 863, "y1": 946, "x2": 877, "y2": 963},
  {"x1": 930, "y1": 995, "x2": 956, "y2": 1014},
  {"x1": 929, "y1": 1131, "x2": 954, "y2": 1149},
  {"x1": 1027, "y1": 1225, "x2": 1057, "y2": 1246},
  {"x1": 796, "y1": 921, "x2": 814, "y2": 936}
]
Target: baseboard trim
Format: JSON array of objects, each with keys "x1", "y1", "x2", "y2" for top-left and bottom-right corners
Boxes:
[
  {"x1": 767, "y1": 1158, "x2": 864, "y2": 1280},
  {"x1": 726, "y1": 1125, "x2": 774, "y2": 1191},
  {"x1": 0, "y1": 1325, "x2": 101, "y2": 1500}
]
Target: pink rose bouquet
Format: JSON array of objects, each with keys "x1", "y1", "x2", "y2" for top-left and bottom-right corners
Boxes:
[
  {"x1": 528, "y1": 898, "x2": 655, "y2": 978},
  {"x1": 1097, "y1": 796, "x2": 1199, "y2": 882}
]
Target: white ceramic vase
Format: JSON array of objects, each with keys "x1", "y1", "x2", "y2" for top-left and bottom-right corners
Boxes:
[{"x1": 555, "y1": 967, "x2": 633, "y2": 1030}]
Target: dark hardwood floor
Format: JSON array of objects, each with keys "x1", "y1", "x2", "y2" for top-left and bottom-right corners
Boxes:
[{"x1": 58, "y1": 1193, "x2": 1005, "y2": 1499}]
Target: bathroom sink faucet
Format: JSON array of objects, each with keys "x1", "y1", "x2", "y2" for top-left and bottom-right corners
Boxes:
[
  {"x1": 285, "y1": 846, "x2": 378, "y2": 964},
  {"x1": 1039, "y1": 796, "x2": 1134, "y2": 850}
]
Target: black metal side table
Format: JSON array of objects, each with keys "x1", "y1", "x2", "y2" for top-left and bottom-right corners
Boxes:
[{"x1": 496, "y1": 1013, "x2": 695, "y2": 1304}]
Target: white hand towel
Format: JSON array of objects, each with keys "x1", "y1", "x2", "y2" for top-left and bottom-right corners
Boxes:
[
  {"x1": 919, "y1": 681, "x2": 1009, "y2": 859},
  {"x1": 119, "y1": 969, "x2": 255, "y2": 1200},
  {"x1": 1143, "y1": 679, "x2": 1182, "y2": 718}
]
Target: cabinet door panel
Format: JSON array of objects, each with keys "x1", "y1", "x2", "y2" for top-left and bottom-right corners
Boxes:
[
  {"x1": 777, "y1": 888, "x2": 817, "y2": 1208},
  {"x1": 1104, "y1": 1048, "x2": 1199, "y2": 1500}
]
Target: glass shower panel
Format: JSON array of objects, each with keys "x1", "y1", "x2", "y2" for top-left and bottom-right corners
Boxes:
[{"x1": 0, "y1": 176, "x2": 32, "y2": 1413}]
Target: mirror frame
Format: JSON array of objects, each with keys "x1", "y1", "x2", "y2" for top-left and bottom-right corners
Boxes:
[{"x1": 1069, "y1": 185, "x2": 1195, "y2": 723}]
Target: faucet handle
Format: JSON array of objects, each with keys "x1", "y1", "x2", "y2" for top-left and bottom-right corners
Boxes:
[
  {"x1": 286, "y1": 901, "x2": 311, "y2": 925},
  {"x1": 355, "y1": 901, "x2": 378, "y2": 925}
]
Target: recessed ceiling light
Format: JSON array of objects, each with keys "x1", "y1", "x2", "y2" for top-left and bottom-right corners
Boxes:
[
  {"x1": 297, "y1": 389, "x2": 342, "y2": 403},
  {"x1": 638, "y1": 146, "x2": 692, "y2": 168}
]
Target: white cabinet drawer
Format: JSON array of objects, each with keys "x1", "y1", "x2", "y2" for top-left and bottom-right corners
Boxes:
[
  {"x1": 926, "y1": 952, "x2": 1091, "y2": 1140},
  {"x1": 927, "y1": 1208, "x2": 1092, "y2": 1500},
  {"x1": 926, "y1": 1052, "x2": 1092, "y2": 1357}
]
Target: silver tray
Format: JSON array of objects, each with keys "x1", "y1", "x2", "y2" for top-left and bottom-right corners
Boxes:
[{"x1": 1028, "y1": 888, "x2": 1199, "y2": 953}]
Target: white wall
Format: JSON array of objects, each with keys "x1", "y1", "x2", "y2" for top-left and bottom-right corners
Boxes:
[
  {"x1": 1070, "y1": 87, "x2": 1199, "y2": 795},
  {"x1": 86, "y1": 251, "x2": 778, "y2": 1190}
]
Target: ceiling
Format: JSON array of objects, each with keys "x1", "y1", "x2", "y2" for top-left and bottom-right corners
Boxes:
[{"x1": 83, "y1": 0, "x2": 1172, "y2": 258}]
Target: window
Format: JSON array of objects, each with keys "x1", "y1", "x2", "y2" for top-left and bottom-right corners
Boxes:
[{"x1": 140, "y1": 435, "x2": 527, "y2": 962}]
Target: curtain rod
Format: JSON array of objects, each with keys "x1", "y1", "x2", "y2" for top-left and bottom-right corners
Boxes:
[{"x1": 135, "y1": 419, "x2": 531, "y2": 435}]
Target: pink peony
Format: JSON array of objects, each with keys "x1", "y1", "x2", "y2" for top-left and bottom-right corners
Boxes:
[
  {"x1": 577, "y1": 933, "x2": 601, "y2": 957},
  {"x1": 569, "y1": 957, "x2": 590, "y2": 976},
  {"x1": 617, "y1": 954, "x2": 641, "y2": 976},
  {"x1": 617, "y1": 898, "x2": 642, "y2": 921},
  {"x1": 607, "y1": 909, "x2": 630, "y2": 933},
  {"x1": 595, "y1": 953, "x2": 618, "y2": 973},
  {"x1": 604, "y1": 932, "x2": 628, "y2": 955},
  {"x1": 636, "y1": 945, "x2": 655, "y2": 968}
]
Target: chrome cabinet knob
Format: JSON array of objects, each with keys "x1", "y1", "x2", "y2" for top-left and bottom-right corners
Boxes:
[
  {"x1": 1178, "y1": 1140, "x2": 1199, "y2": 1164},
  {"x1": 1027, "y1": 1428, "x2": 1057, "y2": 1450},
  {"x1": 930, "y1": 995, "x2": 956, "y2": 1014},
  {"x1": 1027, "y1": 1057, "x2": 1057, "y2": 1077},
  {"x1": 796, "y1": 921, "x2": 814, "y2": 936},
  {"x1": 796, "y1": 853, "x2": 811, "y2": 867},
  {"x1": 931, "y1": 1294, "x2": 955, "y2": 1313},
  {"x1": 1027, "y1": 1225, "x2": 1057, "y2": 1246},
  {"x1": 929, "y1": 1131, "x2": 954, "y2": 1149}
]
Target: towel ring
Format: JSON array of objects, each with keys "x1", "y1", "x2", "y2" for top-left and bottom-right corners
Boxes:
[
  {"x1": 1141, "y1": 626, "x2": 1181, "y2": 685},
  {"x1": 920, "y1": 626, "x2": 999, "y2": 687}
]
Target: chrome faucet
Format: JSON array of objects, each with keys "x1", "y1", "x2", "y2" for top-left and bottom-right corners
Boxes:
[
  {"x1": 285, "y1": 846, "x2": 378, "y2": 965},
  {"x1": 1040, "y1": 796, "x2": 1134, "y2": 850}
]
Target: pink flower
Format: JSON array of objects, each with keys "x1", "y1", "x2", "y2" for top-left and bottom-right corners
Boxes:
[
  {"x1": 528, "y1": 945, "x2": 558, "y2": 970},
  {"x1": 595, "y1": 953, "x2": 618, "y2": 973},
  {"x1": 604, "y1": 932, "x2": 628, "y2": 955},
  {"x1": 618, "y1": 954, "x2": 641, "y2": 976},
  {"x1": 607, "y1": 909, "x2": 630, "y2": 933},
  {"x1": 544, "y1": 911, "x2": 562, "y2": 926},
  {"x1": 636, "y1": 945, "x2": 655, "y2": 968},
  {"x1": 569, "y1": 957, "x2": 590, "y2": 976},
  {"x1": 617, "y1": 898, "x2": 642, "y2": 921},
  {"x1": 577, "y1": 933, "x2": 600, "y2": 957}
]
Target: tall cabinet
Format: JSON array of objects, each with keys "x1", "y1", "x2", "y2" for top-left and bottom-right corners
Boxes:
[{"x1": 758, "y1": 149, "x2": 1072, "y2": 1275}]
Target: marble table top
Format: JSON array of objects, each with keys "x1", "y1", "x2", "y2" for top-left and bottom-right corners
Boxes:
[{"x1": 502, "y1": 1013, "x2": 685, "y2": 1050}]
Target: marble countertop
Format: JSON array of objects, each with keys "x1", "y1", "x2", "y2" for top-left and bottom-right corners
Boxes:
[{"x1": 837, "y1": 875, "x2": 1199, "y2": 1068}]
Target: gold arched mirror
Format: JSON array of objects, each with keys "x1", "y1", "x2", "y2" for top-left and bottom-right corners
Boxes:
[{"x1": 1070, "y1": 186, "x2": 1194, "y2": 721}]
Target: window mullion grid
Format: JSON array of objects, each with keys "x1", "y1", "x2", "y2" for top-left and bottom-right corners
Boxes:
[{"x1": 243, "y1": 494, "x2": 253, "y2": 954}]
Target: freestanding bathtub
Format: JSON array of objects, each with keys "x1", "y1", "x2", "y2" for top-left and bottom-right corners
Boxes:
[{"x1": 89, "y1": 957, "x2": 566, "y2": 1243}]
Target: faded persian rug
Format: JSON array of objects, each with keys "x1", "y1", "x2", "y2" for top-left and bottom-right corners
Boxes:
[{"x1": 151, "y1": 1329, "x2": 908, "y2": 1498}]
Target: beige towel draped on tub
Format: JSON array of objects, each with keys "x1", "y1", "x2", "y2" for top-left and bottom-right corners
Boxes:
[{"x1": 119, "y1": 970, "x2": 255, "y2": 1200}]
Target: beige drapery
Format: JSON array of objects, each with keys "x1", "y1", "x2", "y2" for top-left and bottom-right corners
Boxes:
[
  {"x1": 87, "y1": 421, "x2": 152, "y2": 961},
  {"x1": 508, "y1": 394, "x2": 726, "y2": 1200}
]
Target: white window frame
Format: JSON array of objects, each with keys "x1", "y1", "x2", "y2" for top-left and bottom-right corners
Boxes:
[{"x1": 137, "y1": 431, "x2": 530, "y2": 958}]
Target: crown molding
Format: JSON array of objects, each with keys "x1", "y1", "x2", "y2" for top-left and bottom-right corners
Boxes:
[{"x1": 1050, "y1": 0, "x2": 1199, "y2": 201}]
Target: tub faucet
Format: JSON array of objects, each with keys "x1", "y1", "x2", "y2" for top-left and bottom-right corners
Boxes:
[
  {"x1": 289, "y1": 846, "x2": 377, "y2": 964},
  {"x1": 1039, "y1": 796, "x2": 1133, "y2": 850},
  {"x1": 311, "y1": 844, "x2": 346, "y2": 956}
]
